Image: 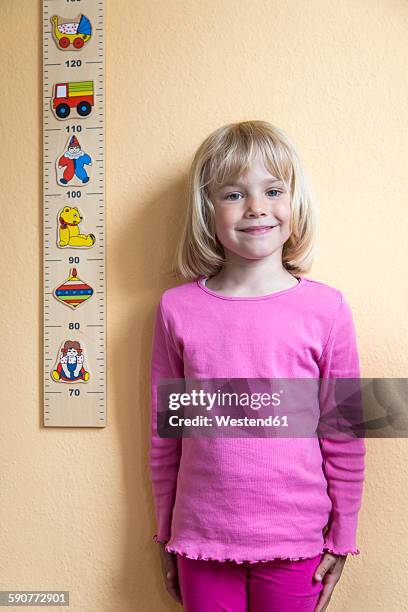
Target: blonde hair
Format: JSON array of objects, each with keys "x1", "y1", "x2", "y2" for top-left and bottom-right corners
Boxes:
[{"x1": 174, "y1": 120, "x2": 319, "y2": 280}]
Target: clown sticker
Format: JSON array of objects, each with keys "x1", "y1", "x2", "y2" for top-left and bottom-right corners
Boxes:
[
  {"x1": 51, "y1": 340, "x2": 90, "y2": 383},
  {"x1": 57, "y1": 135, "x2": 92, "y2": 186}
]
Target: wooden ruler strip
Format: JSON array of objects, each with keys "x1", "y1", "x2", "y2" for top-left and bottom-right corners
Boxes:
[{"x1": 43, "y1": 0, "x2": 106, "y2": 427}]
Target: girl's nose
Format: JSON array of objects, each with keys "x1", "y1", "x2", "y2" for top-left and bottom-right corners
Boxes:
[
  {"x1": 245, "y1": 196, "x2": 269, "y2": 215},
  {"x1": 245, "y1": 203, "x2": 269, "y2": 216}
]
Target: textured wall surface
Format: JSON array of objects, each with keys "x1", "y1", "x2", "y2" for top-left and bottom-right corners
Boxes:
[{"x1": 0, "y1": 0, "x2": 407, "y2": 610}]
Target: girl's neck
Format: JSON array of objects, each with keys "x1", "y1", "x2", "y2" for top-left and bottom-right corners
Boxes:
[{"x1": 205, "y1": 267, "x2": 299, "y2": 298}]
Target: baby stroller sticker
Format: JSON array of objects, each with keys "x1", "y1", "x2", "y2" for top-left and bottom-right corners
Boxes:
[
  {"x1": 51, "y1": 14, "x2": 93, "y2": 50},
  {"x1": 51, "y1": 340, "x2": 90, "y2": 383},
  {"x1": 51, "y1": 81, "x2": 94, "y2": 120},
  {"x1": 57, "y1": 135, "x2": 93, "y2": 186},
  {"x1": 53, "y1": 268, "x2": 94, "y2": 309}
]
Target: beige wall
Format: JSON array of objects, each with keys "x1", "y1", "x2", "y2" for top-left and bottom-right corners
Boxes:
[{"x1": 1, "y1": 0, "x2": 407, "y2": 610}]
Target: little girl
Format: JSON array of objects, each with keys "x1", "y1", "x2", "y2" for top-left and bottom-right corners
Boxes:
[{"x1": 149, "y1": 120, "x2": 366, "y2": 611}]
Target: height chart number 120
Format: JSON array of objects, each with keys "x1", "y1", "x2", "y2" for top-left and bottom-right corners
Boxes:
[{"x1": 43, "y1": 0, "x2": 106, "y2": 427}]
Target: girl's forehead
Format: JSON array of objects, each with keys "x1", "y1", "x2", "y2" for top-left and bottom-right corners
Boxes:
[
  {"x1": 215, "y1": 150, "x2": 286, "y2": 182},
  {"x1": 216, "y1": 165, "x2": 285, "y2": 188}
]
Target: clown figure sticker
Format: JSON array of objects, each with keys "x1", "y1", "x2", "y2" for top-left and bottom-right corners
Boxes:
[{"x1": 57, "y1": 135, "x2": 93, "y2": 186}]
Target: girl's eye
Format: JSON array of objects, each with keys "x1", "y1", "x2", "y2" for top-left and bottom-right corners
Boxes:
[
  {"x1": 224, "y1": 190, "x2": 282, "y2": 201},
  {"x1": 224, "y1": 193, "x2": 242, "y2": 201}
]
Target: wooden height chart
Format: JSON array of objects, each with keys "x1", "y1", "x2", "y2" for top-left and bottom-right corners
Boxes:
[{"x1": 43, "y1": 0, "x2": 106, "y2": 427}]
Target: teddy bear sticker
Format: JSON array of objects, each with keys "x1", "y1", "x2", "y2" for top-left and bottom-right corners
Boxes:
[
  {"x1": 57, "y1": 135, "x2": 92, "y2": 186},
  {"x1": 57, "y1": 206, "x2": 96, "y2": 248},
  {"x1": 51, "y1": 340, "x2": 90, "y2": 383}
]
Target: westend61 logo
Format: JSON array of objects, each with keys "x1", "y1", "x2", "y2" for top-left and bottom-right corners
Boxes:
[{"x1": 155, "y1": 378, "x2": 408, "y2": 439}]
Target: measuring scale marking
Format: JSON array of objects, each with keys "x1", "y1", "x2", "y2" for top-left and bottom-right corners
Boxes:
[{"x1": 43, "y1": 0, "x2": 106, "y2": 426}]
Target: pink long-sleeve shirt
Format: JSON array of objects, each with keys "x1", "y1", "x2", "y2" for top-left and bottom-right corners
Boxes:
[{"x1": 149, "y1": 274, "x2": 366, "y2": 564}]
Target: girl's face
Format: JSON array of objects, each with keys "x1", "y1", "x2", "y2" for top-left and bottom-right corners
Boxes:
[{"x1": 209, "y1": 153, "x2": 292, "y2": 262}]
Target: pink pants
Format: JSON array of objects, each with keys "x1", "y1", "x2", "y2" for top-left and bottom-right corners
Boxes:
[{"x1": 176, "y1": 553, "x2": 324, "y2": 612}]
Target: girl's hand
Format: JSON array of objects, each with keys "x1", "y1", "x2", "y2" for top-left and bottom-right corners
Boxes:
[
  {"x1": 313, "y1": 552, "x2": 347, "y2": 612},
  {"x1": 158, "y1": 542, "x2": 183, "y2": 605}
]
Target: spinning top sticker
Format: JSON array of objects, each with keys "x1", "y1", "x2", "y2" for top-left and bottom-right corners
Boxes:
[
  {"x1": 51, "y1": 340, "x2": 90, "y2": 383},
  {"x1": 53, "y1": 268, "x2": 94, "y2": 309}
]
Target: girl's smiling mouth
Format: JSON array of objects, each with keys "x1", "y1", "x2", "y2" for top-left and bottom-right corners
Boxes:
[{"x1": 237, "y1": 225, "x2": 279, "y2": 234}]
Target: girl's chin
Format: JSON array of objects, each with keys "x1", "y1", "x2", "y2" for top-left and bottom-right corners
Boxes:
[{"x1": 225, "y1": 246, "x2": 284, "y2": 260}]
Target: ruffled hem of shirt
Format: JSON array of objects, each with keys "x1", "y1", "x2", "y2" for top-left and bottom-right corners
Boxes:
[
  {"x1": 152, "y1": 535, "x2": 360, "y2": 563},
  {"x1": 323, "y1": 546, "x2": 360, "y2": 557}
]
